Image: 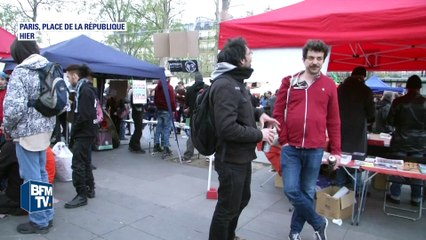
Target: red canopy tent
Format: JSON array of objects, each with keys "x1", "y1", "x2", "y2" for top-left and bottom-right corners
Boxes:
[
  {"x1": 219, "y1": 0, "x2": 426, "y2": 71},
  {"x1": 0, "y1": 27, "x2": 16, "y2": 59}
]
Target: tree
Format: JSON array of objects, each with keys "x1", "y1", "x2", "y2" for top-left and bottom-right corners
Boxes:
[
  {"x1": 91, "y1": 0, "x2": 184, "y2": 65},
  {"x1": 15, "y1": 0, "x2": 63, "y2": 22},
  {"x1": 0, "y1": 3, "x2": 25, "y2": 34}
]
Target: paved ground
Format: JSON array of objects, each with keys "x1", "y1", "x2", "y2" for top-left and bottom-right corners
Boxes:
[{"x1": 1, "y1": 135, "x2": 425, "y2": 240}]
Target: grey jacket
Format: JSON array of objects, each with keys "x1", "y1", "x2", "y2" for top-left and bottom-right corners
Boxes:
[{"x1": 4, "y1": 54, "x2": 55, "y2": 139}]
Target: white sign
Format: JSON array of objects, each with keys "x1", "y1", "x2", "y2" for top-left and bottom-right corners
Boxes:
[{"x1": 132, "y1": 80, "x2": 147, "y2": 104}]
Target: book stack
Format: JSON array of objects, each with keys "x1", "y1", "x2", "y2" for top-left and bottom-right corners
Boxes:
[{"x1": 375, "y1": 157, "x2": 404, "y2": 170}]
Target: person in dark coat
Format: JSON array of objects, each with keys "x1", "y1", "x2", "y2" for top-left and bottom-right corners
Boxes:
[
  {"x1": 182, "y1": 72, "x2": 207, "y2": 163},
  {"x1": 373, "y1": 91, "x2": 395, "y2": 133},
  {"x1": 64, "y1": 64, "x2": 98, "y2": 208},
  {"x1": 336, "y1": 66, "x2": 375, "y2": 189},
  {"x1": 386, "y1": 75, "x2": 426, "y2": 206},
  {"x1": 208, "y1": 37, "x2": 278, "y2": 240},
  {"x1": 128, "y1": 89, "x2": 146, "y2": 153},
  {"x1": 0, "y1": 140, "x2": 25, "y2": 215}
]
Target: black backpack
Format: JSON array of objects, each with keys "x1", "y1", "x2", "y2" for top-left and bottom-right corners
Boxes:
[
  {"x1": 28, "y1": 62, "x2": 68, "y2": 117},
  {"x1": 191, "y1": 84, "x2": 216, "y2": 156}
]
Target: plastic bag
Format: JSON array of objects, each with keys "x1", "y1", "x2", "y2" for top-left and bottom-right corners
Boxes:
[
  {"x1": 52, "y1": 142, "x2": 73, "y2": 182},
  {"x1": 142, "y1": 124, "x2": 151, "y2": 142}
]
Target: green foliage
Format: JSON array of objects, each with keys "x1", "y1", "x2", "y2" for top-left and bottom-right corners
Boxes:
[
  {"x1": 0, "y1": 3, "x2": 26, "y2": 34},
  {"x1": 96, "y1": 0, "x2": 185, "y2": 64}
]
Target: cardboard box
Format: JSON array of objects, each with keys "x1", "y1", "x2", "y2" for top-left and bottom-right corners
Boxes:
[
  {"x1": 316, "y1": 186, "x2": 355, "y2": 220},
  {"x1": 373, "y1": 173, "x2": 388, "y2": 191}
]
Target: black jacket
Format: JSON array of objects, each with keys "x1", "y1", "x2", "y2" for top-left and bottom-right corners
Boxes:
[
  {"x1": 373, "y1": 99, "x2": 393, "y2": 133},
  {"x1": 387, "y1": 92, "x2": 426, "y2": 153},
  {"x1": 338, "y1": 77, "x2": 375, "y2": 153},
  {"x1": 0, "y1": 141, "x2": 22, "y2": 202},
  {"x1": 71, "y1": 80, "x2": 98, "y2": 139},
  {"x1": 185, "y1": 81, "x2": 207, "y2": 117},
  {"x1": 210, "y1": 68, "x2": 263, "y2": 164}
]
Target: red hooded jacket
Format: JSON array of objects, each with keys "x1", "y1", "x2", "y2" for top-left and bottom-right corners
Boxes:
[
  {"x1": 273, "y1": 72, "x2": 341, "y2": 155},
  {"x1": 154, "y1": 80, "x2": 176, "y2": 111}
]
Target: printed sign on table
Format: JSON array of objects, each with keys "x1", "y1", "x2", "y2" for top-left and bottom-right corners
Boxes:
[{"x1": 132, "y1": 80, "x2": 147, "y2": 104}]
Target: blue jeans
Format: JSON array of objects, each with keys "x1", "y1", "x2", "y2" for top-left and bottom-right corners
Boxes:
[
  {"x1": 16, "y1": 143, "x2": 54, "y2": 228},
  {"x1": 154, "y1": 110, "x2": 172, "y2": 147},
  {"x1": 281, "y1": 146, "x2": 325, "y2": 234},
  {"x1": 390, "y1": 152, "x2": 424, "y2": 202}
]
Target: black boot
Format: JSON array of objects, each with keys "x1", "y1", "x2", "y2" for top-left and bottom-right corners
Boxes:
[
  {"x1": 64, "y1": 195, "x2": 87, "y2": 208},
  {"x1": 153, "y1": 144, "x2": 163, "y2": 152}
]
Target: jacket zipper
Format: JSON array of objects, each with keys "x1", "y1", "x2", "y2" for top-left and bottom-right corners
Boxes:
[{"x1": 302, "y1": 88, "x2": 308, "y2": 148}]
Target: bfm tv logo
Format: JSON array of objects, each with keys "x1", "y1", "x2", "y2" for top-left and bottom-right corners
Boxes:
[{"x1": 21, "y1": 180, "x2": 53, "y2": 213}]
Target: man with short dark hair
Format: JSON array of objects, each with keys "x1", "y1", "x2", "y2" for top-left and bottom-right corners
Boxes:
[
  {"x1": 182, "y1": 72, "x2": 207, "y2": 163},
  {"x1": 387, "y1": 74, "x2": 426, "y2": 206},
  {"x1": 208, "y1": 37, "x2": 279, "y2": 240},
  {"x1": 274, "y1": 39, "x2": 341, "y2": 240},
  {"x1": 64, "y1": 64, "x2": 98, "y2": 208}
]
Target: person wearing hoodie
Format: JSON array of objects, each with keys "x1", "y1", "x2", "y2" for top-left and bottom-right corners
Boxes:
[
  {"x1": 273, "y1": 40, "x2": 341, "y2": 240},
  {"x1": 3, "y1": 40, "x2": 55, "y2": 234},
  {"x1": 64, "y1": 64, "x2": 98, "y2": 209},
  {"x1": 208, "y1": 37, "x2": 279, "y2": 240},
  {"x1": 373, "y1": 91, "x2": 395, "y2": 133},
  {"x1": 182, "y1": 72, "x2": 207, "y2": 163}
]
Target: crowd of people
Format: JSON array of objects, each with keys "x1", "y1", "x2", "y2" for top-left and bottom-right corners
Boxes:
[{"x1": 0, "y1": 36, "x2": 424, "y2": 240}]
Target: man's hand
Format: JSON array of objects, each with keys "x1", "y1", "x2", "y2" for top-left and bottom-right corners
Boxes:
[
  {"x1": 259, "y1": 113, "x2": 281, "y2": 131},
  {"x1": 261, "y1": 128, "x2": 275, "y2": 145}
]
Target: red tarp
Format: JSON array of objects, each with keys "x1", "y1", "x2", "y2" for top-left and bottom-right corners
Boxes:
[
  {"x1": 219, "y1": 0, "x2": 426, "y2": 71},
  {"x1": 0, "y1": 27, "x2": 16, "y2": 59}
]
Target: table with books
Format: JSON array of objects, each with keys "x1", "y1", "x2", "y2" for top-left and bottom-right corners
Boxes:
[{"x1": 354, "y1": 157, "x2": 426, "y2": 224}]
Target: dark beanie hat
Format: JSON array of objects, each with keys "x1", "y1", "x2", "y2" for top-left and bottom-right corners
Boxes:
[
  {"x1": 10, "y1": 39, "x2": 40, "y2": 64},
  {"x1": 351, "y1": 66, "x2": 367, "y2": 77},
  {"x1": 406, "y1": 75, "x2": 422, "y2": 89},
  {"x1": 194, "y1": 72, "x2": 203, "y2": 82}
]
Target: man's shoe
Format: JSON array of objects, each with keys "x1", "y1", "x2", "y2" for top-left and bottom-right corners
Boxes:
[
  {"x1": 48, "y1": 220, "x2": 53, "y2": 228},
  {"x1": 288, "y1": 232, "x2": 302, "y2": 240},
  {"x1": 386, "y1": 194, "x2": 401, "y2": 204},
  {"x1": 129, "y1": 147, "x2": 146, "y2": 154},
  {"x1": 314, "y1": 217, "x2": 328, "y2": 240},
  {"x1": 64, "y1": 195, "x2": 87, "y2": 208},
  {"x1": 163, "y1": 147, "x2": 172, "y2": 155},
  {"x1": 17, "y1": 222, "x2": 49, "y2": 234},
  {"x1": 153, "y1": 144, "x2": 163, "y2": 152}
]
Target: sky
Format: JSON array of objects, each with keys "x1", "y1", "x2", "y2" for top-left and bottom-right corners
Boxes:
[{"x1": 5, "y1": 0, "x2": 302, "y2": 47}]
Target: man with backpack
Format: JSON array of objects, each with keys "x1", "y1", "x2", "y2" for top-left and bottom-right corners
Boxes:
[
  {"x1": 4, "y1": 39, "x2": 55, "y2": 234},
  {"x1": 64, "y1": 64, "x2": 98, "y2": 209},
  {"x1": 208, "y1": 37, "x2": 279, "y2": 240},
  {"x1": 182, "y1": 72, "x2": 207, "y2": 163}
]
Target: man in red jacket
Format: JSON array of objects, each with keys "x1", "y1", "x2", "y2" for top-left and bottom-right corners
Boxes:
[
  {"x1": 153, "y1": 70, "x2": 177, "y2": 155},
  {"x1": 273, "y1": 40, "x2": 341, "y2": 240}
]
